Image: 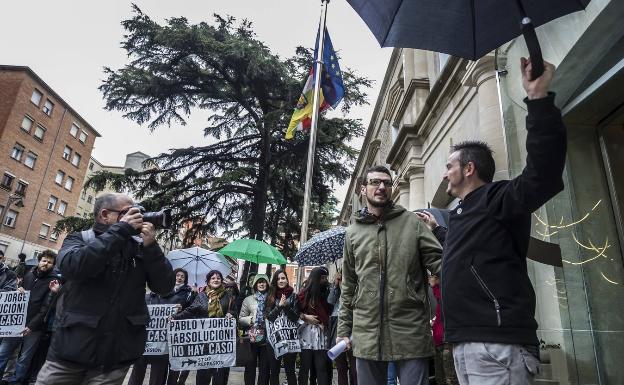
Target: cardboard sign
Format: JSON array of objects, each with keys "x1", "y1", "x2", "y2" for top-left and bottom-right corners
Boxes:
[
  {"x1": 0, "y1": 291, "x2": 30, "y2": 337},
  {"x1": 266, "y1": 314, "x2": 301, "y2": 358},
  {"x1": 144, "y1": 304, "x2": 178, "y2": 355},
  {"x1": 168, "y1": 318, "x2": 236, "y2": 370}
]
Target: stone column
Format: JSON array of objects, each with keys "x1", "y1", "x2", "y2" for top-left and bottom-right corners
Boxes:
[
  {"x1": 465, "y1": 54, "x2": 509, "y2": 179},
  {"x1": 408, "y1": 170, "x2": 425, "y2": 210},
  {"x1": 396, "y1": 181, "x2": 410, "y2": 208}
]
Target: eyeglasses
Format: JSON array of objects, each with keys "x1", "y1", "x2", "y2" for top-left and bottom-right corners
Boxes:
[{"x1": 367, "y1": 178, "x2": 393, "y2": 187}]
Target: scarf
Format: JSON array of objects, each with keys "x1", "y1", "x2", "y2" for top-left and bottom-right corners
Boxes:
[
  {"x1": 206, "y1": 286, "x2": 226, "y2": 317},
  {"x1": 254, "y1": 291, "x2": 268, "y2": 327},
  {"x1": 274, "y1": 285, "x2": 294, "y2": 303}
]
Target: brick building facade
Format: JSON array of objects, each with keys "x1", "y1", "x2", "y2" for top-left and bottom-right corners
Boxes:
[{"x1": 0, "y1": 65, "x2": 100, "y2": 263}]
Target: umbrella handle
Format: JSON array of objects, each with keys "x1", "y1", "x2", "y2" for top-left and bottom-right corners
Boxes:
[{"x1": 520, "y1": 18, "x2": 544, "y2": 81}]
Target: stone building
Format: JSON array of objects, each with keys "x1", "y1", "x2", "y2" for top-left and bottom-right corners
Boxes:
[
  {"x1": 0, "y1": 65, "x2": 99, "y2": 262},
  {"x1": 338, "y1": 1, "x2": 624, "y2": 383}
]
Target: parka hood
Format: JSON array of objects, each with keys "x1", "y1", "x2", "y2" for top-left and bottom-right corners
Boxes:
[{"x1": 354, "y1": 204, "x2": 406, "y2": 224}]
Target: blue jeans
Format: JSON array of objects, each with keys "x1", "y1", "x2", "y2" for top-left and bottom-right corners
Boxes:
[
  {"x1": 0, "y1": 331, "x2": 42, "y2": 385},
  {"x1": 387, "y1": 362, "x2": 397, "y2": 385}
]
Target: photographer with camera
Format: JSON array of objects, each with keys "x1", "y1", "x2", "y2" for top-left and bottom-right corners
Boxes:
[{"x1": 35, "y1": 193, "x2": 174, "y2": 385}]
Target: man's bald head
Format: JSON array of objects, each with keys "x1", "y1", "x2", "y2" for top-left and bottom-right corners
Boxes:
[{"x1": 93, "y1": 193, "x2": 134, "y2": 224}]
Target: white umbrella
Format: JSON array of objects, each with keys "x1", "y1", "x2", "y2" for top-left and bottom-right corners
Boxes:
[{"x1": 166, "y1": 247, "x2": 232, "y2": 287}]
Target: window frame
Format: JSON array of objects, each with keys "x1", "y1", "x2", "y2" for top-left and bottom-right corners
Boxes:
[
  {"x1": 1, "y1": 173, "x2": 15, "y2": 190},
  {"x1": 54, "y1": 170, "x2": 64, "y2": 185},
  {"x1": 30, "y1": 89, "x2": 43, "y2": 106},
  {"x1": 10, "y1": 143, "x2": 25, "y2": 161},
  {"x1": 4, "y1": 210, "x2": 18, "y2": 227},
  {"x1": 20, "y1": 116, "x2": 34, "y2": 133},
  {"x1": 57, "y1": 201, "x2": 67, "y2": 216},
  {"x1": 47, "y1": 195, "x2": 58, "y2": 211},
  {"x1": 62, "y1": 146, "x2": 72, "y2": 161},
  {"x1": 15, "y1": 180, "x2": 28, "y2": 196},
  {"x1": 42, "y1": 99, "x2": 54, "y2": 116},
  {"x1": 71, "y1": 152, "x2": 81, "y2": 167},
  {"x1": 34, "y1": 124, "x2": 46, "y2": 141},
  {"x1": 79, "y1": 130, "x2": 88, "y2": 144},
  {"x1": 64, "y1": 176, "x2": 74, "y2": 191},
  {"x1": 24, "y1": 151, "x2": 38, "y2": 169},
  {"x1": 39, "y1": 223, "x2": 51, "y2": 239}
]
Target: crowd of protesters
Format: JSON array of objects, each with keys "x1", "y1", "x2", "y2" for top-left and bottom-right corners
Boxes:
[{"x1": 0, "y1": 58, "x2": 565, "y2": 385}]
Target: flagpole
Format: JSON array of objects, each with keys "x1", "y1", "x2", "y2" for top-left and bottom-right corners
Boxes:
[{"x1": 297, "y1": 0, "x2": 329, "y2": 288}]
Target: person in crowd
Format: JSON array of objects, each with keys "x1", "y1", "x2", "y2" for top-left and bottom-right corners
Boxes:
[
  {"x1": 130, "y1": 268, "x2": 195, "y2": 385},
  {"x1": 12, "y1": 253, "x2": 27, "y2": 280},
  {"x1": 0, "y1": 250, "x2": 57, "y2": 385},
  {"x1": 438, "y1": 59, "x2": 564, "y2": 385},
  {"x1": 26, "y1": 277, "x2": 62, "y2": 385},
  {"x1": 337, "y1": 165, "x2": 443, "y2": 385},
  {"x1": 415, "y1": 211, "x2": 458, "y2": 385},
  {"x1": 239, "y1": 274, "x2": 271, "y2": 385},
  {"x1": 35, "y1": 193, "x2": 174, "y2": 385},
  {"x1": 0, "y1": 251, "x2": 16, "y2": 292},
  {"x1": 265, "y1": 269, "x2": 299, "y2": 385},
  {"x1": 165, "y1": 268, "x2": 199, "y2": 385},
  {"x1": 298, "y1": 266, "x2": 332, "y2": 385},
  {"x1": 430, "y1": 273, "x2": 458, "y2": 385},
  {"x1": 328, "y1": 273, "x2": 356, "y2": 385},
  {"x1": 173, "y1": 270, "x2": 237, "y2": 385},
  {"x1": 387, "y1": 362, "x2": 397, "y2": 385}
]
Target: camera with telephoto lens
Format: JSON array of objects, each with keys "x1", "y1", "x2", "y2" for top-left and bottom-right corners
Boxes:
[{"x1": 132, "y1": 204, "x2": 172, "y2": 229}]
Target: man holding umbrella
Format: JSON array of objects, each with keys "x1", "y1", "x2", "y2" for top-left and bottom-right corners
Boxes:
[{"x1": 439, "y1": 59, "x2": 565, "y2": 384}]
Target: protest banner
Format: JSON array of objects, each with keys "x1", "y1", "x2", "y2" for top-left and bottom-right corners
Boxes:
[
  {"x1": 144, "y1": 304, "x2": 178, "y2": 355},
  {"x1": 0, "y1": 291, "x2": 30, "y2": 337},
  {"x1": 265, "y1": 314, "x2": 301, "y2": 358},
  {"x1": 168, "y1": 318, "x2": 236, "y2": 370}
]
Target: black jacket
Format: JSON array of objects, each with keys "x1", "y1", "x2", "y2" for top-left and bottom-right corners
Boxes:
[
  {"x1": 49, "y1": 222, "x2": 174, "y2": 370},
  {"x1": 146, "y1": 284, "x2": 196, "y2": 308},
  {"x1": 173, "y1": 290, "x2": 237, "y2": 320},
  {"x1": 441, "y1": 94, "x2": 566, "y2": 346},
  {"x1": 0, "y1": 264, "x2": 17, "y2": 292},
  {"x1": 265, "y1": 292, "x2": 299, "y2": 323},
  {"x1": 20, "y1": 267, "x2": 56, "y2": 331}
]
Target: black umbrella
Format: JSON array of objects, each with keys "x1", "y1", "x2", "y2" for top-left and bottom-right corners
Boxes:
[{"x1": 347, "y1": 0, "x2": 590, "y2": 79}]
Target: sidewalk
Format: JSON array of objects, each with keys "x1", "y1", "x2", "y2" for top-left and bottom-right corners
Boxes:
[{"x1": 123, "y1": 366, "x2": 339, "y2": 385}]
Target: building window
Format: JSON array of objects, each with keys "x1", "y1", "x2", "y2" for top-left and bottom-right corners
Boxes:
[
  {"x1": 47, "y1": 196, "x2": 58, "y2": 211},
  {"x1": 11, "y1": 143, "x2": 25, "y2": 161},
  {"x1": 64, "y1": 176, "x2": 74, "y2": 191},
  {"x1": 39, "y1": 224, "x2": 50, "y2": 239},
  {"x1": 87, "y1": 195, "x2": 93, "y2": 204},
  {"x1": 43, "y1": 99, "x2": 54, "y2": 116},
  {"x1": 89, "y1": 162, "x2": 94, "y2": 171},
  {"x1": 1, "y1": 173, "x2": 15, "y2": 190},
  {"x1": 34, "y1": 125, "x2": 46, "y2": 141},
  {"x1": 21, "y1": 116, "x2": 33, "y2": 132},
  {"x1": 57, "y1": 201, "x2": 67, "y2": 216},
  {"x1": 30, "y1": 89, "x2": 43, "y2": 106},
  {"x1": 54, "y1": 170, "x2": 64, "y2": 185},
  {"x1": 71, "y1": 153, "x2": 81, "y2": 167},
  {"x1": 62, "y1": 146, "x2": 72, "y2": 161},
  {"x1": 24, "y1": 152, "x2": 37, "y2": 169},
  {"x1": 70, "y1": 123, "x2": 79, "y2": 137},
  {"x1": 3, "y1": 210, "x2": 17, "y2": 227},
  {"x1": 79, "y1": 131, "x2": 88, "y2": 144},
  {"x1": 50, "y1": 231, "x2": 59, "y2": 241},
  {"x1": 15, "y1": 180, "x2": 28, "y2": 196}
]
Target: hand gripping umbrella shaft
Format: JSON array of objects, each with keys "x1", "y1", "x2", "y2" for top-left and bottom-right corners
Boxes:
[{"x1": 515, "y1": 0, "x2": 545, "y2": 80}]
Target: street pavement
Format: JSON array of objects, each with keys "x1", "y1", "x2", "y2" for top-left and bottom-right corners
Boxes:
[{"x1": 123, "y1": 366, "x2": 340, "y2": 384}]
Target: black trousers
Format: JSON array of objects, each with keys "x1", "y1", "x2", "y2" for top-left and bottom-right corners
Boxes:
[
  {"x1": 128, "y1": 355, "x2": 169, "y2": 385},
  {"x1": 244, "y1": 343, "x2": 270, "y2": 385},
  {"x1": 167, "y1": 370, "x2": 190, "y2": 385},
  {"x1": 266, "y1": 344, "x2": 297, "y2": 385},
  {"x1": 196, "y1": 368, "x2": 230, "y2": 385},
  {"x1": 298, "y1": 350, "x2": 329, "y2": 385}
]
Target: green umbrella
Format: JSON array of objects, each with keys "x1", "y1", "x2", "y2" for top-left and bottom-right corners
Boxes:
[{"x1": 219, "y1": 239, "x2": 287, "y2": 265}]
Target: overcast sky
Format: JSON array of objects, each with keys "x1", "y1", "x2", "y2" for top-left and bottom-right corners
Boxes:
[{"x1": 1, "y1": 0, "x2": 392, "y2": 205}]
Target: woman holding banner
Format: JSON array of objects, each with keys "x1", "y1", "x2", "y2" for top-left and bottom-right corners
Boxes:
[
  {"x1": 265, "y1": 269, "x2": 299, "y2": 385},
  {"x1": 238, "y1": 274, "x2": 271, "y2": 385},
  {"x1": 297, "y1": 266, "x2": 333, "y2": 385},
  {"x1": 172, "y1": 270, "x2": 237, "y2": 385}
]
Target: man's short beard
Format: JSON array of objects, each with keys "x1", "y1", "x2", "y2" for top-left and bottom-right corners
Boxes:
[{"x1": 367, "y1": 195, "x2": 391, "y2": 208}]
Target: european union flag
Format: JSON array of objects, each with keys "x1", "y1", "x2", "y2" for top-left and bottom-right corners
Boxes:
[{"x1": 314, "y1": 27, "x2": 345, "y2": 109}]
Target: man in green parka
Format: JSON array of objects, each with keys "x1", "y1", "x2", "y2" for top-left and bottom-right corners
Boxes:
[{"x1": 337, "y1": 165, "x2": 442, "y2": 385}]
